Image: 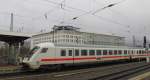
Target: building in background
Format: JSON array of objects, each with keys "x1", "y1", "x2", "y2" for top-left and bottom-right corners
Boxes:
[{"x1": 31, "y1": 25, "x2": 125, "y2": 48}]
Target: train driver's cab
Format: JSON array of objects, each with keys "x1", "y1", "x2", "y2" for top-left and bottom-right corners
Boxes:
[
  {"x1": 28, "y1": 46, "x2": 40, "y2": 57},
  {"x1": 22, "y1": 46, "x2": 40, "y2": 62}
]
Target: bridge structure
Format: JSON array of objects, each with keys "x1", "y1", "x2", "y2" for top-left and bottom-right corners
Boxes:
[{"x1": 0, "y1": 31, "x2": 32, "y2": 64}]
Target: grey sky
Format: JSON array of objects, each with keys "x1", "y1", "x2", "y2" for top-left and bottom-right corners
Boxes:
[{"x1": 0, "y1": 0, "x2": 149, "y2": 45}]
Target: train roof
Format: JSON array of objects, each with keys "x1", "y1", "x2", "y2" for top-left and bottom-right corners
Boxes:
[{"x1": 35, "y1": 42, "x2": 144, "y2": 49}]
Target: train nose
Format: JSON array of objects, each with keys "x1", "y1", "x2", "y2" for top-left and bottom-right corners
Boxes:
[
  {"x1": 20, "y1": 57, "x2": 29, "y2": 65},
  {"x1": 19, "y1": 57, "x2": 30, "y2": 69},
  {"x1": 21, "y1": 63, "x2": 31, "y2": 70},
  {"x1": 18, "y1": 57, "x2": 28, "y2": 64},
  {"x1": 24, "y1": 57, "x2": 30, "y2": 61},
  {"x1": 20, "y1": 57, "x2": 40, "y2": 70}
]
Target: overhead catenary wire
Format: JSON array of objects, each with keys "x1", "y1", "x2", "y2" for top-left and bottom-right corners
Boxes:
[
  {"x1": 0, "y1": 0, "x2": 66, "y2": 21},
  {"x1": 42, "y1": 0, "x2": 130, "y2": 28},
  {"x1": 0, "y1": 1, "x2": 64, "y2": 30},
  {"x1": 72, "y1": 1, "x2": 124, "y2": 20},
  {"x1": 41, "y1": 0, "x2": 126, "y2": 22},
  {"x1": 0, "y1": 0, "x2": 130, "y2": 32},
  {"x1": 71, "y1": 1, "x2": 133, "y2": 29},
  {"x1": 104, "y1": 0, "x2": 130, "y2": 23},
  {"x1": 92, "y1": 0, "x2": 127, "y2": 15},
  {"x1": 33, "y1": 6, "x2": 60, "y2": 20},
  {"x1": 93, "y1": 0, "x2": 130, "y2": 26},
  {"x1": 71, "y1": 0, "x2": 127, "y2": 20},
  {"x1": 94, "y1": 15, "x2": 129, "y2": 27},
  {"x1": 42, "y1": 0, "x2": 87, "y2": 13},
  {"x1": 33, "y1": 0, "x2": 71, "y2": 21},
  {"x1": 101, "y1": 0, "x2": 146, "y2": 37}
]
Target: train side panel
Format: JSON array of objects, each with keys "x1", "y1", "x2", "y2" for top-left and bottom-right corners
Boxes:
[{"x1": 35, "y1": 47, "x2": 56, "y2": 66}]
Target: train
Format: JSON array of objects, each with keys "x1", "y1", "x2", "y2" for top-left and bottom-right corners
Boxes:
[{"x1": 21, "y1": 42, "x2": 149, "y2": 70}]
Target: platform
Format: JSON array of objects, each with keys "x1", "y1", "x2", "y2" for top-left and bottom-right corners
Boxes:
[{"x1": 0, "y1": 65, "x2": 21, "y2": 74}]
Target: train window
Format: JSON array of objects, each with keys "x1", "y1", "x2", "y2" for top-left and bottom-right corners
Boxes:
[
  {"x1": 137, "y1": 50, "x2": 139, "y2": 54},
  {"x1": 75, "y1": 49, "x2": 79, "y2": 56},
  {"x1": 128, "y1": 50, "x2": 130, "y2": 54},
  {"x1": 124, "y1": 50, "x2": 127, "y2": 54},
  {"x1": 141, "y1": 51, "x2": 143, "y2": 54},
  {"x1": 96, "y1": 50, "x2": 101, "y2": 55},
  {"x1": 142, "y1": 50, "x2": 145, "y2": 54},
  {"x1": 109, "y1": 50, "x2": 113, "y2": 55},
  {"x1": 81, "y1": 50, "x2": 87, "y2": 56},
  {"x1": 68, "y1": 50, "x2": 72, "y2": 56},
  {"x1": 41, "y1": 48, "x2": 48, "y2": 53},
  {"x1": 118, "y1": 50, "x2": 122, "y2": 55},
  {"x1": 132, "y1": 50, "x2": 134, "y2": 54},
  {"x1": 61, "y1": 50, "x2": 66, "y2": 56},
  {"x1": 114, "y1": 50, "x2": 117, "y2": 55},
  {"x1": 103, "y1": 50, "x2": 107, "y2": 55},
  {"x1": 139, "y1": 50, "x2": 141, "y2": 54},
  {"x1": 29, "y1": 46, "x2": 40, "y2": 55},
  {"x1": 89, "y1": 50, "x2": 95, "y2": 56}
]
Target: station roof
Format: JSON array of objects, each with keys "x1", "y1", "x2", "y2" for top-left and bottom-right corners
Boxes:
[{"x1": 0, "y1": 31, "x2": 32, "y2": 43}]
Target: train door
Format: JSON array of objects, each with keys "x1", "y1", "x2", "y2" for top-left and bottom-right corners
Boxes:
[
  {"x1": 73, "y1": 49, "x2": 80, "y2": 63},
  {"x1": 67, "y1": 48, "x2": 74, "y2": 64},
  {"x1": 96, "y1": 49, "x2": 102, "y2": 61}
]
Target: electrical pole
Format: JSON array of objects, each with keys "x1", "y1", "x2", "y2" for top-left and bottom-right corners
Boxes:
[
  {"x1": 10, "y1": 13, "x2": 13, "y2": 32},
  {"x1": 143, "y1": 36, "x2": 147, "y2": 48},
  {"x1": 132, "y1": 36, "x2": 136, "y2": 47}
]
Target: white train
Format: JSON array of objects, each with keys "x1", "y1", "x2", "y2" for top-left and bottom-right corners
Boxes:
[{"x1": 21, "y1": 42, "x2": 149, "y2": 70}]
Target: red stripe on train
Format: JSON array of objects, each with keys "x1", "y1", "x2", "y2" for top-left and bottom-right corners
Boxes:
[{"x1": 41, "y1": 56, "x2": 129, "y2": 61}]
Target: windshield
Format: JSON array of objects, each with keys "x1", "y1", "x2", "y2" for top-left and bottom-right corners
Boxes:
[{"x1": 27, "y1": 46, "x2": 40, "y2": 57}]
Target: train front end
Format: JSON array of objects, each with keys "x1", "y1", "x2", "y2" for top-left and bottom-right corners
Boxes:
[{"x1": 21, "y1": 46, "x2": 41, "y2": 70}]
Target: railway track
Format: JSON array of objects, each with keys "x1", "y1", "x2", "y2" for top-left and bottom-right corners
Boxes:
[
  {"x1": 0, "y1": 60, "x2": 131, "y2": 78},
  {"x1": 89, "y1": 63, "x2": 150, "y2": 80},
  {"x1": 52, "y1": 61, "x2": 150, "y2": 80},
  {"x1": 0, "y1": 61, "x2": 149, "y2": 80}
]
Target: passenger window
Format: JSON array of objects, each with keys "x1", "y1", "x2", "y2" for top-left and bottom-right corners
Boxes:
[
  {"x1": 81, "y1": 50, "x2": 87, "y2": 56},
  {"x1": 96, "y1": 50, "x2": 101, "y2": 55},
  {"x1": 75, "y1": 49, "x2": 79, "y2": 56},
  {"x1": 132, "y1": 50, "x2": 134, "y2": 54},
  {"x1": 139, "y1": 50, "x2": 141, "y2": 54},
  {"x1": 89, "y1": 50, "x2": 95, "y2": 56},
  {"x1": 103, "y1": 50, "x2": 107, "y2": 55},
  {"x1": 109, "y1": 50, "x2": 113, "y2": 55},
  {"x1": 128, "y1": 50, "x2": 130, "y2": 54},
  {"x1": 142, "y1": 50, "x2": 145, "y2": 54},
  {"x1": 114, "y1": 50, "x2": 117, "y2": 55},
  {"x1": 61, "y1": 50, "x2": 66, "y2": 56},
  {"x1": 143, "y1": 51, "x2": 145, "y2": 54},
  {"x1": 68, "y1": 50, "x2": 72, "y2": 56},
  {"x1": 41, "y1": 48, "x2": 48, "y2": 53},
  {"x1": 118, "y1": 50, "x2": 122, "y2": 55},
  {"x1": 124, "y1": 50, "x2": 127, "y2": 54},
  {"x1": 137, "y1": 50, "x2": 139, "y2": 54}
]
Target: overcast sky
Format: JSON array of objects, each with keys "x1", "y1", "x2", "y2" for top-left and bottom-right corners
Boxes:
[{"x1": 0, "y1": 0, "x2": 149, "y2": 45}]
